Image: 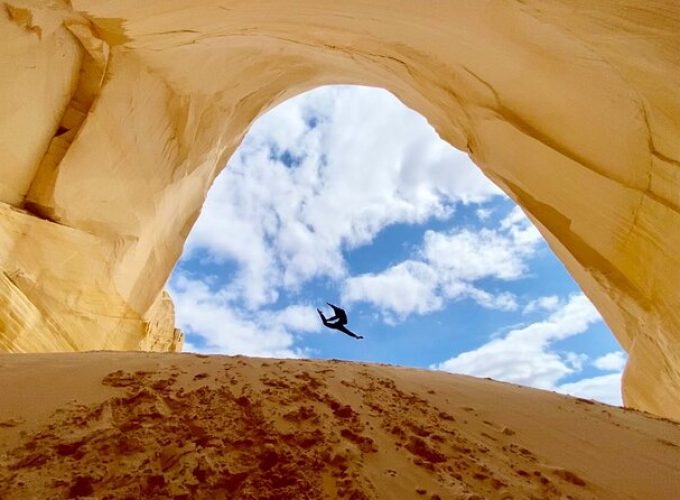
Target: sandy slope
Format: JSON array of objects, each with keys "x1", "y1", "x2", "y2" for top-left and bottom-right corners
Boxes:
[{"x1": 0, "y1": 353, "x2": 678, "y2": 499}]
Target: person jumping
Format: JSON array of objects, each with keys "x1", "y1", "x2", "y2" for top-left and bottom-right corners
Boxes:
[{"x1": 317, "y1": 302, "x2": 364, "y2": 340}]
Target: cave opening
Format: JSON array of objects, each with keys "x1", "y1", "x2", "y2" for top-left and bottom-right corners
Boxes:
[{"x1": 168, "y1": 85, "x2": 625, "y2": 406}]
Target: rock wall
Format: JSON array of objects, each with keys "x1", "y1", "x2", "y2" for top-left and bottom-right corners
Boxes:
[{"x1": 0, "y1": 0, "x2": 679, "y2": 418}]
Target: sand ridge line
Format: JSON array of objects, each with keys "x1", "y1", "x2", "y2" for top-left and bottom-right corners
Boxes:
[{"x1": 1, "y1": 353, "x2": 679, "y2": 499}]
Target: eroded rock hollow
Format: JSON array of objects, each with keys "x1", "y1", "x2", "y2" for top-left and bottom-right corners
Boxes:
[{"x1": 1, "y1": 0, "x2": 679, "y2": 418}]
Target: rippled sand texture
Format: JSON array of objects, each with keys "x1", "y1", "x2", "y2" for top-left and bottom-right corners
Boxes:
[{"x1": 1, "y1": 352, "x2": 678, "y2": 498}]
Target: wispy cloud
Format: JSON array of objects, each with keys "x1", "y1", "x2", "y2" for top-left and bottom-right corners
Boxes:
[
  {"x1": 556, "y1": 373, "x2": 623, "y2": 406},
  {"x1": 523, "y1": 295, "x2": 560, "y2": 315},
  {"x1": 170, "y1": 273, "x2": 319, "y2": 358},
  {"x1": 593, "y1": 351, "x2": 627, "y2": 372},
  {"x1": 342, "y1": 206, "x2": 541, "y2": 320},
  {"x1": 432, "y1": 294, "x2": 602, "y2": 387},
  {"x1": 431, "y1": 294, "x2": 622, "y2": 404}
]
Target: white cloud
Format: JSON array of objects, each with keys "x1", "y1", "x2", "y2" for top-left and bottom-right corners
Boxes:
[
  {"x1": 422, "y1": 223, "x2": 541, "y2": 281},
  {"x1": 475, "y1": 207, "x2": 492, "y2": 221},
  {"x1": 273, "y1": 304, "x2": 322, "y2": 332},
  {"x1": 432, "y1": 294, "x2": 602, "y2": 390},
  {"x1": 557, "y1": 373, "x2": 623, "y2": 406},
  {"x1": 593, "y1": 351, "x2": 627, "y2": 372},
  {"x1": 169, "y1": 273, "x2": 319, "y2": 357},
  {"x1": 432, "y1": 292, "x2": 622, "y2": 405},
  {"x1": 341, "y1": 205, "x2": 541, "y2": 319},
  {"x1": 564, "y1": 352, "x2": 589, "y2": 372},
  {"x1": 523, "y1": 295, "x2": 560, "y2": 314},
  {"x1": 499, "y1": 206, "x2": 527, "y2": 231},
  {"x1": 466, "y1": 289, "x2": 518, "y2": 312},
  {"x1": 342, "y1": 261, "x2": 443, "y2": 322},
  {"x1": 183, "y1": 85, "x2": 502, "y2": 309}
]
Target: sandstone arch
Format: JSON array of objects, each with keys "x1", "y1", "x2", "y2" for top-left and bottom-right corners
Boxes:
[{"x1": 1, "y1": 0, "x2": 679, "y2": 418}]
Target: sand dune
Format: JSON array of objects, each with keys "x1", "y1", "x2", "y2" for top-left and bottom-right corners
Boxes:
[{"x1": 0, "y1": 352, "x2": 678, "y2": 499}]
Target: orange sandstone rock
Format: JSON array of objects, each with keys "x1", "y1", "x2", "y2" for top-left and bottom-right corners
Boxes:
[{"x1": 0, "y1": 1, "x2": 679, "y2": 418}]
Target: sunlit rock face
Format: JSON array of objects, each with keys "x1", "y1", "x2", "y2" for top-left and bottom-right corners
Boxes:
[{"x1": 0, "y1": 0, "x2": 679, "y2": 417}]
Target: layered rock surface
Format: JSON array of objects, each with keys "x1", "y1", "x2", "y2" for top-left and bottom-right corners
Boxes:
[{"x1": 0, "y1": 1, "x2": 679, "y2": 417}]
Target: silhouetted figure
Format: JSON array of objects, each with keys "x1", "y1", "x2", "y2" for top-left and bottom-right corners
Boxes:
[{"x1": 317, "y1": 302, "x2": 364, "y2": 340}]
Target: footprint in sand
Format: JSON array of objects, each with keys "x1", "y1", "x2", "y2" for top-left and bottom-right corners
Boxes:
[
  {"x1": 340, "y1": 428, "x2": 377, "y2": 453},
  {"x1": 657, "y1": 438, "x2": 679, "y2": 447},
  {"x1": 0, "y1": 418, "x2": 24, "y2": 428},
  {"x1": 480, "y1": 432, "x2": 498, "y2": 442},
  {"x1": 549, "y1": 467, "x2": 587, "y2": 487}
]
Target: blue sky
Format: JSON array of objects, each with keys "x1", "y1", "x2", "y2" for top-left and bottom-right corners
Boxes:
[{"x1": 168, "y1": 85, "x2": 626, "y2": 406}]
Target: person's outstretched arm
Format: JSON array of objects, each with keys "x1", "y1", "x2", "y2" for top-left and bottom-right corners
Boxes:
[{"x1": 317, "y1": 309, "x2": 330, "y2": 326}]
